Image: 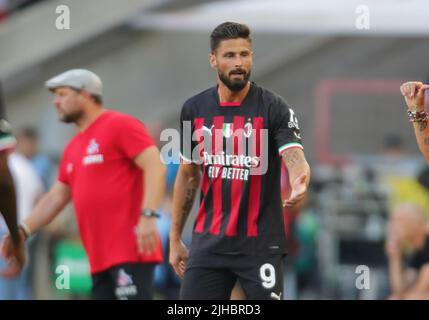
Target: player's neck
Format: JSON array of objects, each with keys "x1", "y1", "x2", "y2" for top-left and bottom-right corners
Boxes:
[
  {"x1": 217, "y1": 81, "x2": 251, "y2": 103},
  {"x1": 76, "y1": 106, "x2": 105, "y2": 132}
]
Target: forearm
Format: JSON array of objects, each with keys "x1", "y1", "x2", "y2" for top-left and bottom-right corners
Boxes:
[
  {"x1": 389, "y1": 255, "x2": 405, "y2": 297},
  {"x1": 282, "y1": 148, "x2": 311, "y2": 186},
  {"x1": 23, "y1": 189, "x2": 68, "y2": 234},
  {"x1": 0, "y1": 156, "x2": 19, "y2": 242},
  {"x1": 170, "y1": 165, "x2": 200, "y2": 241},
  {"x1": 142, "y1": 161, "x2": 166, "y2": 211}
]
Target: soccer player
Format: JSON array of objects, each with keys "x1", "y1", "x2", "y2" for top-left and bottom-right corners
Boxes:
[
  {"x1": 169, "y1": 22, "x2": 311, "y2": 300},
  {"x1": 0, "y1": 119, "x2": 25, "y2": 276},
  {"x1": 0, "y1": 69, "x2": 166, "y2": 300},
  {"x1": 400, "y1": 81, "x2": 429, "y2": 162}
]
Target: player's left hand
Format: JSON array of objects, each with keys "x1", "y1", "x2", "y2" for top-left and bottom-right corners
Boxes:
[
  {"x1": 0, "y1": 233, "x2": 26, "y2": 278},
  {"x1": 283, "y1": 174, "x2": 308, "y2": 208},
  {"x1": 135, "y1": 216, "x2": 159, "y2": 255}
]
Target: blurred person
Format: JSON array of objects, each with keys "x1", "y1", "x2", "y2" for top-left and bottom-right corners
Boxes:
[
  {"x1": 170, "y1": 22, "x2": 310, "y2": 300},
  {"x1": 16, "y1": 127, "x2": 54, "y2": 190},
  {"x1": 15, "y1": 128, "x2": 38, "y2": 159},
  {"x1": 386, "y1": 203, "x2": 429, "y2": 299},
  {"x1": 153, "y1": 163, "x2": 181, "y2": 299},
  {"x1": 0, "y1": 119, "x2": 25, "y2": 276},
  {"x1": 13, "y1": 127, "x2": 54, "y2": 299},
  {"x1": 375, "y1": 133, "x2": 424, "y2": 181},
  {"x1": 153, "y1": 192, "x2": 181, "y2": 300},
  {"x1": 400, "y1": 81, "x2": 429, "y2": 163},
  {"x1": 1, "y1": 69, "x2": 166, "y2": 300},
  {"x1": 376, "y1": 134, "x2": 427, "y2": 213},
  {"x1": 0, "y1": 145, "x2": 43, "y2": 299}
]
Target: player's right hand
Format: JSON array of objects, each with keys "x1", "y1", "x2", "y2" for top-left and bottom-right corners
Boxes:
[
  {"x1": 400, "y1": 81, "x2": 429, "y2": 111},
  {"x1": 283, "y1": 174, "x2": 308, "y2": 208},
  {"x1": 0, "y1": 233, "x2": 26, "y2": 278},
  {"x1": 169, "y1": 239, "x2": 189, "y2": 278}
]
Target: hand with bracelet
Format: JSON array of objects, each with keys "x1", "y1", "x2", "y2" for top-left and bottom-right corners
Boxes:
[
  {"x1": 400, "y1": 81, "x2": 429, "y2": 114},
  {"x1": 400, "y1": 81, "x2": 429, "y2": 162}
]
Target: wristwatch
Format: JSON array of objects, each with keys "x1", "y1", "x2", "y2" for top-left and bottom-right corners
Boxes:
[{"x1": 141, "y1": 208, "x2": 160, "y2": 218}]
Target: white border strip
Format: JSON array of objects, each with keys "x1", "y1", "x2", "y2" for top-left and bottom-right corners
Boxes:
[
  {"x1": 278, "y1": 142, "x2": 303, "y2": 155},
  {"x1": 0, "y1": 136, "x2": 17, "y2": 152}
]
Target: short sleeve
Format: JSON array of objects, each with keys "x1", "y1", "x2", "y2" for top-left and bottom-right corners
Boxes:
[
  {"x1": 269, "y1": 97, "x2": 303, "y2": 156},
  {"x1": 180, "y1": 103, "x2": 196, "y2": 164},
  {"x1": 117, "y1": 116, "x2": 155, "y2": 159},
  {"x1": 58, "y1": 149, "x2": 70, "y2": 185}
]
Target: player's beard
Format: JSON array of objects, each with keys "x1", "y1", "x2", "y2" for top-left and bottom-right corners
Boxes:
[
  {"x1": 59, "y1": 109, "x2": 84, "y2": 123},
  {"x1": 218, "y1": 68, "x2": 251, "y2": 92}
]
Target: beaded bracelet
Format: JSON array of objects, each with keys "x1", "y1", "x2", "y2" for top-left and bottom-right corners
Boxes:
[{"x1": 408, "y1": 110, "x2": 428, "y2": 122}]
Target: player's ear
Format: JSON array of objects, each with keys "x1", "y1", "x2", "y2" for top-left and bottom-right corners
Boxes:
[
  {"x1": 208, "y1": 53, "x2": 217, "y2": 69},
  {"x1": 80, "y1": 90, "x2": 92, "y2": 102}
]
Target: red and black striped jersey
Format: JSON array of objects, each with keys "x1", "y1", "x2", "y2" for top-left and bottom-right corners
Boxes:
[{"x1": 180, "y1": 82, "x2": 303, "y2": 255}]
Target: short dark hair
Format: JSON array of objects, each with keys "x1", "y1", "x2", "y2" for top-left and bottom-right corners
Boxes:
[
  {"x1": 210, "y1": 22, "x2": 251, "y2": 52},
  {"x1": 18, "y1": 127, "x2": 38, "y2": 140},
  {"x1": 70, "y1": 87, "x2": 102, "y2": 105},
  {"x1": 91, "y1": 94, "x2": 103, "y2": 105}
]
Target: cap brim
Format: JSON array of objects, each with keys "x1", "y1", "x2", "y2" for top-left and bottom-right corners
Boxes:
[{"x1": 45, "y1": 80, "x2": 81, "y2": 92}]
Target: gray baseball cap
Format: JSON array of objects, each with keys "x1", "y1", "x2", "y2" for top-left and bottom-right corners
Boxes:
[{"x1": 45, "y1": 69, "x2": 103, "y2": 96}]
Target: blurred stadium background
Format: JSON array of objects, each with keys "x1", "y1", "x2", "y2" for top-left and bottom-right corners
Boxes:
[{"x1": 1, "y1": 0, "x2": 429, "y2": 299}]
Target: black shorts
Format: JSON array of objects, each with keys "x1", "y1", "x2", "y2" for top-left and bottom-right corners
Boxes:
[
  {"x1": 91, "y1": 262, "x2": 155, "y2": 300},
  {"x1": 180, "y1": 253, "x2": 284, "y2": 300}
]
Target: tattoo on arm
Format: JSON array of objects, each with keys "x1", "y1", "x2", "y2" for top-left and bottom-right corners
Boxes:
[
  {"x1": 419, "y1": 120, "x2": 427, "y2": 132},
  {"x1": 424, "y1": 138, "x2": 429, "y2": 146},
  {"x1": 282, "y1": 149, "x2": 301, "y2": 169},
  {"x1": 172, "y1": 185, "x2": 197, "y2": 238},
  {"x1": 181, "y1": 185, "x2": 197, "y2": 217}
]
